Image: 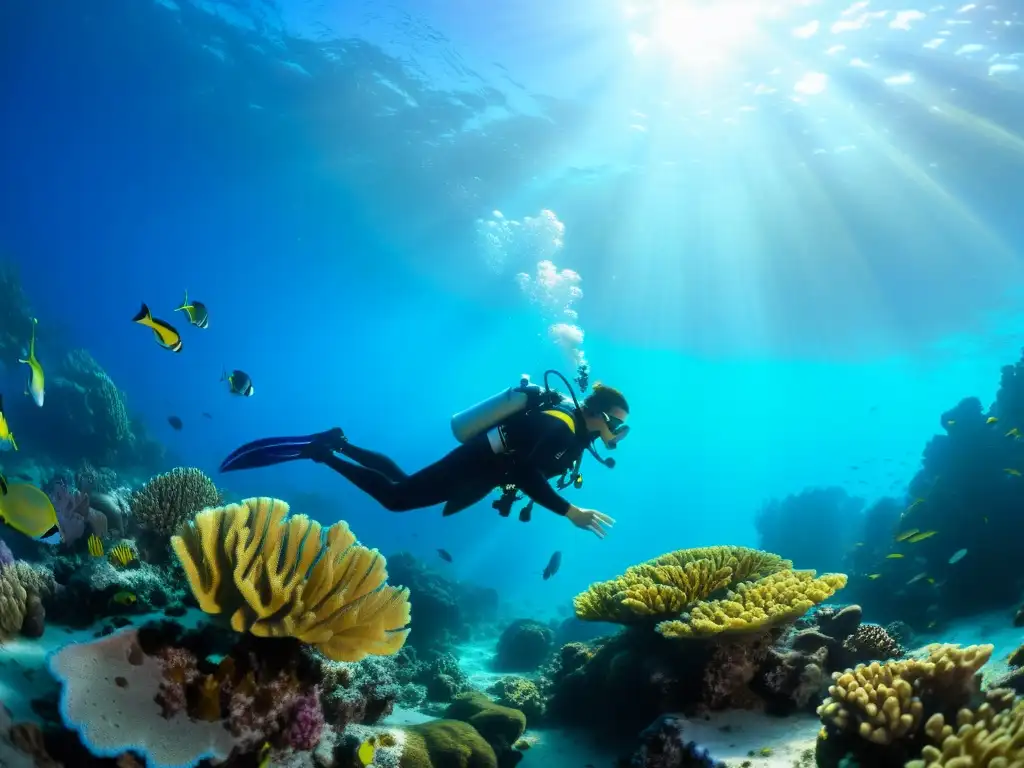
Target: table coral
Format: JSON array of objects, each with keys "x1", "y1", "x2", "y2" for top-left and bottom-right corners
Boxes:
[
  {"x1": 657, "y1": 570, "x2": 848, "y2": 639},
  {"x1": 171, "y1": 496, "x2": 411, "y2": 661},
  {"x1": 574, "y1": 545, "x2": 792, "y2": 624}
]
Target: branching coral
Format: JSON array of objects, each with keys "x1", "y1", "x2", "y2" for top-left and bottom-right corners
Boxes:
[
  {"x1": 573, "y1": 546, "x2": 793, "y2": 624},
  {"x1": 131, "y1": 467, "x2": 220, "y2": 536},
  {"x1": 657, "y1": 570, "x2": 848, "y2": 639},
  {"x1": 171, "y1": 496, "x2": 411, "y2": 661},
  {"x1": 816, "y1": 643, "x2": 993, "y2": 746},
  {"x1": 906, "y1": 689, "x2": 1024, "y2": 767}
]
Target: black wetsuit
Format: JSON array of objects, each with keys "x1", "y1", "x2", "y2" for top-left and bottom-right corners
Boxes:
[{"x1": 315, "y1": 404, "x2": 592, "y2": 516}]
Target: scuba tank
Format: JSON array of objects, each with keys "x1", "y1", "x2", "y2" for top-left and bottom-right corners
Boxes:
[{"x1": 451, "y1": 375, "x2": 545, "y2": 443}]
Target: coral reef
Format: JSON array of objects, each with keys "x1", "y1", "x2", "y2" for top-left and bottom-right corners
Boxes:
[
  {"x1": 489, "y1": 677, "x2": 545, "y2": 721},
  {"x1": 815, "y1": 642, "x2": 998, "y2": 767},
  {"x1": 494, "y1": 618, "x2": 554, "y2": 671},
  {"x1": 574, "y1": 545, "x2": 845, "y2": 638},
  {"x1": 172, "y1": 496, "x2": 411, "y2": 661},
  {"x1": 131, "y1": 466, "x2": 220, "y2": 538},
  {"x1": 0, "y1": 561, "x2": 53, "y2": 640},
  {"x1": 444, "y1": 691, "x2": 527, "y2": 765}
]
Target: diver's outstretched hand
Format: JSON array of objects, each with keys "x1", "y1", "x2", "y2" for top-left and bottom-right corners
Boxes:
[{"x1": 567, "y1": 505, "x2": 614, "y2": 539}]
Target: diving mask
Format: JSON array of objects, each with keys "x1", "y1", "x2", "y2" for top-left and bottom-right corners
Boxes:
[{"x1": 602, "y1": 412, "x2": 631, "y2": 448}]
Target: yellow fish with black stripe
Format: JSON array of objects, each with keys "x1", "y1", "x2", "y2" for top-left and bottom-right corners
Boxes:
[
  {"x1": 0, "y1": 483, "x2": 59, "y2": 539},
  {"x1": 87, "y1": 534, "x2": 104, "y2": 557},
  {"x1": 132, "y1": 303, "x2": 183, "y2": 352},
  {"x1": 0, "y1": 394, "x2": 18, "y2": 452}
]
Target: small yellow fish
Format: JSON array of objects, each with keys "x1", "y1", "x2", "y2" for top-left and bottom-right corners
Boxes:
[
  {"x1": 906, "y1": 530, "x2": 937, "y2": 543},
  {"x1": 19, "y1": 318, "x2": 44, "y2": 408},
  {"x1": 111, "y1": 591, "x2": 137, "y2": 606},
  {"x1": 357, "y1": 735, "x2": 378, "y2": 766},
  {"x1": 886, "y1": 553, "x2": 904, "y2": 559},
  {"x1": 108, "y1": 542, "x2": 137, "y2": 568},
  {"x1": 1006, "y1": 428, "x2": 1020, "y2": 438},
  {"x1": 867, "y1": 574, "x2": 882, "y2": 580},
  {"x1": 0, "y1": 394, "x2": 17, "y2": 452},
  {"x1": 895, "y1": 528, "x2": 920, "y2": 542},
  {"x1": 132, "y1": 303, "x2": 182, "y2": 352},
  {"x1": 927, "y1": 577, "x2": 935, "y2": 584},
  {"x1": 87, "y1": 534, "x2": 104, "y2": 557},
  {"x1": 1006, "y1": 468, "x2": 1022, "y2": 477},
  {"x1": 987, "y1": 416, "x2": 999, "y2": 424},
  {"x1": 257, "y1": 741, "x2": 271, "y2": 768}
]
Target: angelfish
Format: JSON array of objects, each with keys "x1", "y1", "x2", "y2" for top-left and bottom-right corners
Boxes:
[{"x1": 19, "y1": 318, "x2": 44, "y2": 407}]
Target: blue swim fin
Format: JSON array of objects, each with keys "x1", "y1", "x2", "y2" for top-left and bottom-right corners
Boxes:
[{"x1": 219, "y1": 428, "x2": 344, "y2": 473}]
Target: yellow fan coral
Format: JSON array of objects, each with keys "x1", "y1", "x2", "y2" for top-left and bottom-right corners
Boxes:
[
  {"x1": 171, "y1": 497, "x2": 411, "y2": 661},
  {"x1": 656, "y1": 570, "x2": 848, "y2": 639},
  {"x1": 573, "y1": 545, "x2": 798, "y2": 624}
]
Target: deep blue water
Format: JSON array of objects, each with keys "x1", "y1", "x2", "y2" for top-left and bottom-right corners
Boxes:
[{"x1": 2, "y1": 0, "x2": 1024, "y2": 614}]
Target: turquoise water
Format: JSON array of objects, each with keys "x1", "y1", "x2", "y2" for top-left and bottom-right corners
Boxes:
[{"x1": 2, "y1": 2, "x2": 1024, "y2": 766}]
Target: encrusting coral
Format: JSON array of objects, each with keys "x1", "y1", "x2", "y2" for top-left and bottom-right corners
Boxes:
[
  {"x1": 573, "y1": 545, "x2": 845, "y2": 639},
  {"x1": 171, "y1": 496, "x2": 411, "y2": 661},
  {"x1": 131, "y1": 466, "x2": 220, "y2": 536}
]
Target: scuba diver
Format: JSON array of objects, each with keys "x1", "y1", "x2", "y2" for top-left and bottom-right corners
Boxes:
[{"x1": 219, "y1": 371, "x2": 629, "y2": 538}]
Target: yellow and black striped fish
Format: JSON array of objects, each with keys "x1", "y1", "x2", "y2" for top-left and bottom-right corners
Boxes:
[
  {"x1": 87, "y1": 534, "x2": 104, "y2": 557},
  {"x1": 108, "y1": 542, "x2": 137, "y2": 568}
]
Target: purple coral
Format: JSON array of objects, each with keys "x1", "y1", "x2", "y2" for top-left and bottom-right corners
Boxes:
[
  {"x1": 48, "y1": 479, "x2": 89, "y2": 546},
  {"x1": 0, "y1": 538, "x2": 13, "y2": 568},
  {"x1": 285, "y1": 687, "x2": 325, "y2": 750}
]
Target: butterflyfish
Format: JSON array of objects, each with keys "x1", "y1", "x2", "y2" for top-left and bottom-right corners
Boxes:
[
  {"x1": 175, "y1": 290, "x2": 209, "y2": 329},
  {"x1": 357, "y1": 736, "x2": 377, "y2": 766},
  {"x1": 222, "y1": 369, "x2": 254, "y2": 397},
  {"x1": 132, "y1": 303, "x2": 182, "y2": 352},
  {"x1": 19, "y1": 318, "x2": 44, "y2": 407},
  {"x1": 87, "y1": 534, "x2": 104, "y2": 557},
  {"x1": 0, "y1": 483, "x2": 59, "y2": 538}
]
